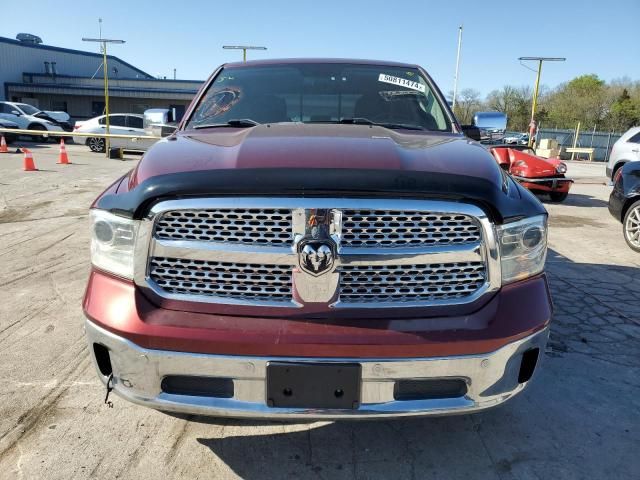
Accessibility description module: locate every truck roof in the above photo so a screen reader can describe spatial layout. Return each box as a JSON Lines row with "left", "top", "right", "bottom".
{"left": 223, "top": 58, "right": 420, "bottom": 69}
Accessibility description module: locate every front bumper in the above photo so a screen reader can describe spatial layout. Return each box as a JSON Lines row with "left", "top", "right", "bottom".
{"left": 608, "top": 185, "right": 625, "bottom": 222}
{"left": 86, "top": 320, "right": 549, "bottom": 419}
{"left": 512, "top": 175, "right": 573, "bottom": 193}
{"left": 44, "top": 124, "right": 64, "bottom": 132}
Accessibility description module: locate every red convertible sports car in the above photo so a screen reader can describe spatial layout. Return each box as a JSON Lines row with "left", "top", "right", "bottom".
{"left": 490, "top": 147, "right": 573, "bottom": 202}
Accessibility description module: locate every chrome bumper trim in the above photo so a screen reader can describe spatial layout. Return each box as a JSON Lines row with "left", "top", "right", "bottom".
{"left": 86, "top": 320, "right": 548, "bottom": 419}
{"left": 512, "top": 176, "right": 574, "bottom": 184}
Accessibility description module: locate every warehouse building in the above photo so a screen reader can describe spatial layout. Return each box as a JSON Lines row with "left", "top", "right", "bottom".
{"left": 0, "top": 35, "right": 202, "bottom": 121}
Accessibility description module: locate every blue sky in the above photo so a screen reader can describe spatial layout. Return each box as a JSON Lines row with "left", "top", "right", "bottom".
{"left": 4, "top": 0, "right": 639, "bottom": 96}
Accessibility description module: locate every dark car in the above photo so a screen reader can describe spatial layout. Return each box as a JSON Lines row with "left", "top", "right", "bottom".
{"left": 83, "top": 59, "right": 552, "bottom": 419}
{"left": 609, "top": 161, "right": 640, "bottom": 252}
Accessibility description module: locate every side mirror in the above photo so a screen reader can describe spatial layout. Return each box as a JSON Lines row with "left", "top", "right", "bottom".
{"left": 472, "top": 111, "right": 508, "bottom": 144}
{"left": 10, "top": 110, "right": 21, "bottom": 116}
{"left": 461, "top": 125, "right": 481, "bottom": 141}
{"left": 143, "top": 108, "right": 178, "bottom": 137}
{"left": 153, "top": 124, "right": 178, "bottom": 137}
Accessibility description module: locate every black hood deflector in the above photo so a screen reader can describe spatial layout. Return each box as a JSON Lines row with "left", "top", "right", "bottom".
{"left": 97, "top": 168, "right": 546, "bottom": 224}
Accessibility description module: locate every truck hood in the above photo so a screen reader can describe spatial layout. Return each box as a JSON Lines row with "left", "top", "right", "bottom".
{"left": 130, "top": 124, "right": 502, "bottom": 186}
{"left": 97, "top": 124, "right": 546, "bottom": 223}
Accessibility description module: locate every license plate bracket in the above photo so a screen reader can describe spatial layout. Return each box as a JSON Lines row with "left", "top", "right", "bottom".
{"left": 267, "top": 362, "right": 361, "bottom": 409}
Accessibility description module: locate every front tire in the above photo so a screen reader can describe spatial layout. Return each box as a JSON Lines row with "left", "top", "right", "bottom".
{"left": 550, "top": 191, "right": 569, "bottom": 202}
{"left": 88, "top": 137, "right": 106, "bottom": 153}
{"left": 623, "top": 200, "right": 640, "bottom": 253}
{"left": 29, "top": 123, "right": 48, "bottom": 142}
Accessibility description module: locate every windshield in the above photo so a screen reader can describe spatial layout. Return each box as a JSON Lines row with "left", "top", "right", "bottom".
{"left": 15, "top": 103, "right": 41, "bottom": 115}
{"left": 186, "top": 63, "right": 452, "bottom": 132}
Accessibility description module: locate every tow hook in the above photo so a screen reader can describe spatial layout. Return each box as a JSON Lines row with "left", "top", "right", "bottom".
{"left": 104, "top": 373, "right": 114, "bottom": 408}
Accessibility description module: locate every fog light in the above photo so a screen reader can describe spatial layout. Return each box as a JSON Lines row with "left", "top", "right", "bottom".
{"left": 93, "top": 343, "right": 113, "bottom": 377}
{"left": 518, "top": 348, "right": 540, "bottom": 383}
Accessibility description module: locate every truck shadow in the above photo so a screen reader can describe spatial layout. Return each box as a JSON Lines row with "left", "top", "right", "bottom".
{"left": 194, "top": 413, "right": 512, "bottom": 478}
{"left": 189, "top": 249, "right": 639, "bottom": 479}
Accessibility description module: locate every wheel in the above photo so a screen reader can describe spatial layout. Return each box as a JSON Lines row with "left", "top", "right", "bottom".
{"left": 88, "top": 137, "right": 106, "bottom": 153}
{"left": 28, "top": 123, "right": 48, "bottom": 142}
{"left": 623, "top": 200, "right": 640, "bottom": 253}
{"left": 549, "top": 191, "right": 569, "bottom": 202}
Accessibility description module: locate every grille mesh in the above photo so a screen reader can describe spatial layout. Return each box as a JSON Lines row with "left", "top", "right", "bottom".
{"left": 342, "top": 210, "right": 481, "bottom": 248}
{"left": 154, "top": 209, "right": 293, "bottom": 246}
{"left": 338, "top": 262, "right": 485, "bottom": 303}
{"left": 148, "top": 204, "right": 488, "bottom": 307}
{"left": 149, "top": 257, "right": 292, "bottom": 302}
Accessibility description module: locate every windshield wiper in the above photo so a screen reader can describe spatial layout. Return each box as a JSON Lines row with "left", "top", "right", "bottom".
{"left": 338, "top": 118, "right": 426, "bottom": 131}
{"left": 192, "top": 119, "right": 260, "bottom": 129}
{"left": 338, "top": 117, "right": 376, "bottom": 125}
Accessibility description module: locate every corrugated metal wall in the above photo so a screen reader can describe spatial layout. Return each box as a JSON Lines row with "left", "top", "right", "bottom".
{"left": 26, "top": 73, "right": 200, "bottom": 91}
{"left": 0, "top": 37, "right": 202, "bottom": 120}
{"left": 0, "top": 38, "right": 149, "bottom": 100}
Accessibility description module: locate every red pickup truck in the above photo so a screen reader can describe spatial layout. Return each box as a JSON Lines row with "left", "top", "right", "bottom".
{"left": 83, "top": 59, "right": 552, "bottom": 419}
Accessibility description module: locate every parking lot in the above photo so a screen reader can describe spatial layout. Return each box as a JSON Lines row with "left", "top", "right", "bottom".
{"left": 0, "top": 142, "right": 638, "bottom": 479}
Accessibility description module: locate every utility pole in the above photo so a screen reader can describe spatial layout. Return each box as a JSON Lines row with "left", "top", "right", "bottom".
{"left": 518, "top": 56, "right": 566, "bottom": 147}
{"left": 83, "top": 36, "right": 126, "bottom": 157}
{"left": 452, "top": 25, "right": 463, "bottom": 111}
{"left": 223, "top": 45, "right": 267, "bottom": 62}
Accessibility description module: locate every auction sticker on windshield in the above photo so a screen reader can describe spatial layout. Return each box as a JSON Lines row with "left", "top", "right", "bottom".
{"left": 378, "top": 74, "right": 425, "bottom": 93}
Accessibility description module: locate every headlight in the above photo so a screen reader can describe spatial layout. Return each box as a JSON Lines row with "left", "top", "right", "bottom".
{"left": 496, "top": 215, "right": 547, "bottom": 284}
{"left": 90, "top": 209, "right": 139, "bottom": 279}
{"left": 556, "top": 163, "right": 567, "bottom": 174}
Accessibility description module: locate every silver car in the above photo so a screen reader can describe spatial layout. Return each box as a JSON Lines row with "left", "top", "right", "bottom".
{"left": 606, "top": 126, "right": 640, "bottom": 180}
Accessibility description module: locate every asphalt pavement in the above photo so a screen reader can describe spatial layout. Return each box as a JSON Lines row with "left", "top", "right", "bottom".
{"left": 0, "top": 143, "right": 638, "bottom": 479}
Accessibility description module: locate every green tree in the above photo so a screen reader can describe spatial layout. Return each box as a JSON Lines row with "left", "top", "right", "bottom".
{"left": 486, "top": 85, "right": 532, "bottom": 131}
{"left": 609, "top": 89, "right": 640, "bottom": 131}
{"left": 545, "top": 74, "right": 608, "bottom": 129}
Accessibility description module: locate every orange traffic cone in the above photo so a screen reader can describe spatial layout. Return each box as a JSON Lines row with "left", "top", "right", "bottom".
{"left": 0, "top": 135, "right": 8, "bottom": 153}
{"left": 57, "top": 138, "right": 71, "bottom": 164}
{"left": 22, "top": 148, "right": 37, "bottom": 171}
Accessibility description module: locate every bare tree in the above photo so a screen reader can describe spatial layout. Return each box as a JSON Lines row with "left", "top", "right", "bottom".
{"left": 453, "top": 88, "right": 482, "bottom": 124}
{"left": 486, "top": 86, "right": 532, "bottom": 131}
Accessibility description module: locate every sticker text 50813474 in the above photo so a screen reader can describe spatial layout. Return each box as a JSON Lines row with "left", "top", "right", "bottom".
{"left": 378, "top": 74, "right": 426, "bottom": 93}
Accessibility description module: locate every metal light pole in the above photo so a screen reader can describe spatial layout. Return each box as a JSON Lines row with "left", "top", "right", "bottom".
{"left": 452, "top": 25, "right": 463, "bottom": 111}
{"left": 83, "top": 37, "right": 126, "bottom": 157}
{"left": 518, "top": 56, "right": 566, "bottom": 147}
{"left": 223, "top": 45, "right": 267, "bottom": 62}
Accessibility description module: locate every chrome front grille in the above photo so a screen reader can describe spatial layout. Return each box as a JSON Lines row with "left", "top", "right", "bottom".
{"left": 338, "top": 262, "right": 486, "bottom": 304}
{"left": 137, "top": 198, "right": 497, "bottom": 309}
{"left": 154, "top": 208, "right": 293, "bottom": 246}
{"left": 341, "top": 210, "right": 481, "bottom": 247}
{"left": 149, "top": 257, "right": 292, "bottom": 302}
